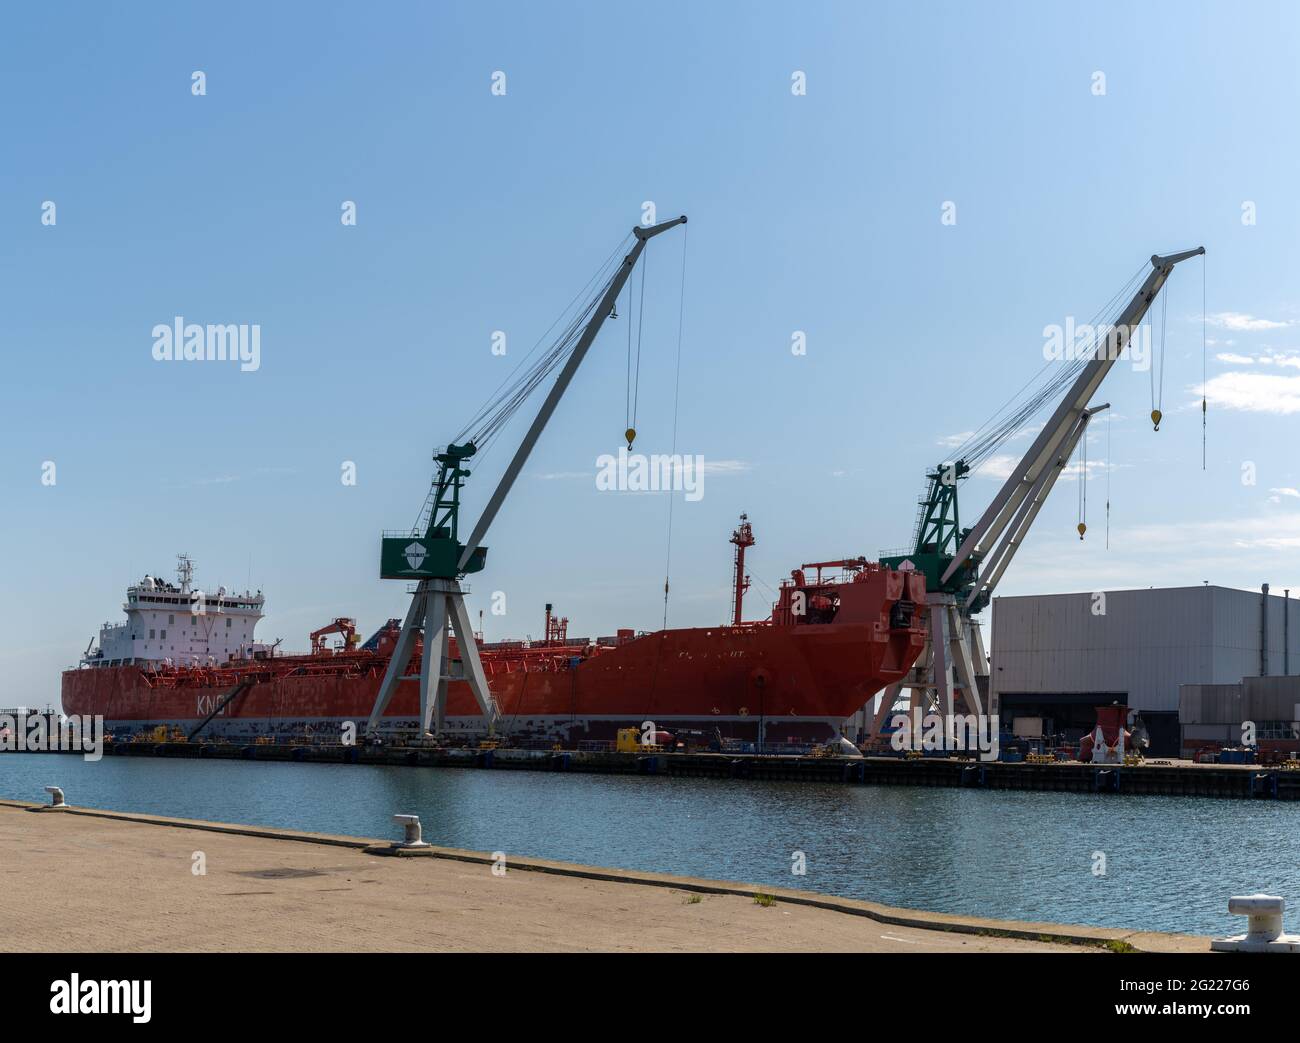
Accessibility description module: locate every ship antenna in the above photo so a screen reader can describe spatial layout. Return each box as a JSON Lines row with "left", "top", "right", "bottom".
{"left": 176, "top": 553, "right": 194, "bottom": 595}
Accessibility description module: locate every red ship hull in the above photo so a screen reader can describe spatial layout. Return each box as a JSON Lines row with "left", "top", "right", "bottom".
{"left": 62, "top": 569, "right": 927, "bottom": 745}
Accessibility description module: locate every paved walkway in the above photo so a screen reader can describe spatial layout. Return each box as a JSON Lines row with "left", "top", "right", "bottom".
{"left": 0, "top": 802, "right": 1202, "bottom": 953}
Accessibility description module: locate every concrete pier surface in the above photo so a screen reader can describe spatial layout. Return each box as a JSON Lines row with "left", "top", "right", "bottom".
{"left": 0, "top": 800, "right": 1207, "bottom": 953}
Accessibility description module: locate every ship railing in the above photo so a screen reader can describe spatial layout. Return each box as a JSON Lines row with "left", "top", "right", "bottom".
{"left": 405, "top": 583, "right": 471, "bottom": 595}
{"left": 576, "top": 739, "right": 616, "bottom": 753}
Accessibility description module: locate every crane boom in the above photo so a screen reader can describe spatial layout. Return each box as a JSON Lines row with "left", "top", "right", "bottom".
{"left": 941, "top": 247, "right": 1204, "bottom": 587}
{"left": 457, "top": 215, "right": 687, "bottom": 571}
{"left": 969, "top": 403, "right": 1107, "bottom": 609}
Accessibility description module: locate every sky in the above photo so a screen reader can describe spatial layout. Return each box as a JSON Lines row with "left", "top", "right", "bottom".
{"left": 2, "top": 1, "right": 1299, "bottom": 708}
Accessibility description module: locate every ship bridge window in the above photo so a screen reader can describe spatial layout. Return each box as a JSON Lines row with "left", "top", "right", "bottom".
{"left": 168, "top": 614, "right": 175, "bottom": 625}
{"left": 149, "top": 629, "right": 155, "bottom": 639}
{"left": 226, "top": 618, "right": 232, "bottom": 628}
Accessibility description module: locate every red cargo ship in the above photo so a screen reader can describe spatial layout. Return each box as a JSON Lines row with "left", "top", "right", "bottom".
{"left": 62, "top": 532, "right": 927, "bottom": 746}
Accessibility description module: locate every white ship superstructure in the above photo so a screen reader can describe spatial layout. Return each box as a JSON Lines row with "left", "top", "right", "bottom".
{"left": 83, "top": 554, "right": 265, "bottom": 668}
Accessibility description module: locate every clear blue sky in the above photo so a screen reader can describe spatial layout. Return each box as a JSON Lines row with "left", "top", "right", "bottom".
{"left": 3, "top": 1, "right": 1299, "bottom": 707}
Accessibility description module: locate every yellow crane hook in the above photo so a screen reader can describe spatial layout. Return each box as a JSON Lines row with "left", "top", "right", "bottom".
{"left": 1077, "top": 521, "right": 1087, "bottom": 540}
{"left": 1150, "top": 408, "right": 1162, "bottom": 431}
{"left": 624, "top": 427, "right": 636, "bottom": 449}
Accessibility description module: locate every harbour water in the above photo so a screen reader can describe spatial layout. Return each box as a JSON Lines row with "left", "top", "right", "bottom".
{"left": 1, "top": 753, "right": 1292, "bottom": 936}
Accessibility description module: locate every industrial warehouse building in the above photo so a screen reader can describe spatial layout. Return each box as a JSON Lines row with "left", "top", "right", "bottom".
{"left": 990, "top": 585, "right": 1300, "bottom": 757}
{"left": 1180, "top": 675, "right": 1300, "bottom": 757}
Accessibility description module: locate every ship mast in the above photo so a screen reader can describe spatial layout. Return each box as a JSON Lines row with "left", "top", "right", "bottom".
{"left": 729, "top": 513, "right": 755, "bottom": 626}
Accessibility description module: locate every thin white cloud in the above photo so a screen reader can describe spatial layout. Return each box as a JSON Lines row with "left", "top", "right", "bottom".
{"left": 1270, "top": 487, "right": 1300, "bottom": 498}
{"left": 700, "top": 459, "right": 752, "bottom": 476}
{"left": 533, "top": 471, "right": 591, "bottom": 480}
{"left": 937, "top": 430, "right": 973, "bottom": 448}
{"left": 1207, "top": 311, "right": 1291, "bottom": 332}
{"left": 1197, "top": 372, "right": 1300, "bottom": 414}
{"left": 974, "top": 454, "right": 1018, "bottom": 480}
{"left": 1216, "top": 352, "right": 1255, "bottom": 364}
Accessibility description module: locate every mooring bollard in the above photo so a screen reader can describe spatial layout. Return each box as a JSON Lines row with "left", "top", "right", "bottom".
{"left": 392, "top": 813, "right": 428, "bottom": 848}
{"left": 1211, "top": 894, "right": 1300, "bottom": 952}
{"left": 43, "top": 786, "right": 66, "bottom": 809}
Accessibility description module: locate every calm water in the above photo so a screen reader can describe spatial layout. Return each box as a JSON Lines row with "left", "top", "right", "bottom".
{"left": 2, "top": 753, "right": 1295, "bottom": 936}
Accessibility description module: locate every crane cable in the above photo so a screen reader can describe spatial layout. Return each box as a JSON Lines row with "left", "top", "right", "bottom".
{"left": 453, "top": 234, "right": 632, "bottom": 457}
{"left": 1105, "top": 406, "right": 1112, "bottom": 549}
{"left": 1150, "top": 278, "right": 1168, "bottom": 429}
{"left": 624, "top": 246, "right": 649, "bottom": 447}
{"left": 949, "top": 261, "right": 1149, "bottom": 470}
{"left": 1077, "top": 416, "right": 1088, "bottom": 538}
{"left": 1202, "top": 254, "right": 1208, "bottom": 469}
{"left": 662, "top": 224, "right": 688, "bottom": 628}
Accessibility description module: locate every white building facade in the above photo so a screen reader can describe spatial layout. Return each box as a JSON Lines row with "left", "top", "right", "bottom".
{"left": 990, "top": 584, "right": 1300, "bottom": 755}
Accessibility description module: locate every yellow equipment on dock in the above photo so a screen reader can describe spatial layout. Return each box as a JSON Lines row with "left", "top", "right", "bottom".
{"left": 616, "top": 728, "right": 662, "bottom": 753}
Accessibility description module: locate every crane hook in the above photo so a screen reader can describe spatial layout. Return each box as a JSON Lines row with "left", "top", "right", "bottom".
{"left": 1150, "top": 408, "right": 1162, "bottom": 431}
{"left": 625, "top": 427, "right": 636, "bottom": 449}
{"left": 1077, "top": 521, "right": 1087, "bottom": 540}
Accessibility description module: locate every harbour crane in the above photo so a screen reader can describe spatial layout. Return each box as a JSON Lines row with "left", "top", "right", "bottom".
{"left": 364, "top": 215, "right": 688, "bottom": 741}
{"left": 876, "top": 247, "right": 1205, "bottom": 734}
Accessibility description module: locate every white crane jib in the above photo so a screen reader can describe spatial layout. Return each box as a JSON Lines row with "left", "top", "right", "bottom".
{"left": 941, "top": 247, "right": 1205, "bottom": 601}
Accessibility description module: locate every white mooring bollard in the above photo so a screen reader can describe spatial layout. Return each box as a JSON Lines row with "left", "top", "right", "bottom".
{"left": 392, "top": 814, "right": 429, "bottom": 849}
{"left": 1211, "top": 894, "right": 1300, "bottom": 953}
{"left": 43, "top": 786, "right": 66, "bottom": 809}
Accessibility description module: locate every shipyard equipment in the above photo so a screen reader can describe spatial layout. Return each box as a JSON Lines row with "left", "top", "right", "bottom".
{"left": 364, "top": 216, "right": 688, "bottom": 741}
{"left": 877, "top": 248, "right": 1206, "bottom": 734}
{"left": 310, "top": 617, "right": 358, "bottom": 655}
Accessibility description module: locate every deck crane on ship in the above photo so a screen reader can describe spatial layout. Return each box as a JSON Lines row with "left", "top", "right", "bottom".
{"left": 875, "top": 246, "right": 1206, "bottom": 736}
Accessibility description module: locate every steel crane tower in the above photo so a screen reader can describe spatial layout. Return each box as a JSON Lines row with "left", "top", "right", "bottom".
{"left": 875, "top": 247, "right": 1205, "bottom": 736}
{"left": 364, "top": 215, "right": 688, "bottom": 741}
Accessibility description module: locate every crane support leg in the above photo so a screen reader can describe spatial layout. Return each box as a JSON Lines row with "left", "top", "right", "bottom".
{"left": 365, "top": 583, "right": 427, "bottom": 736}
{"left": 929, "top": 594, "right": 956, "bottom": 717}
{"left": 869, "top": 682, "right": 903, "bottom": 740}
{"left": 419, "top": 588, "right": 449, "bottom": 735}
{"left": 947, "top": 602, "right": 983, "bottom": 717}
{"left": 447, "top": 591, "right": 497, "bottom": 728}
{"left": 363, "top": 578, "right": 501, "bottom": 740}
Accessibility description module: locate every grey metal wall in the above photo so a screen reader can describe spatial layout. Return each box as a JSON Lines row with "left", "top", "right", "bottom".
{"left": 991, "top": 586, "right": 1300, "bottom": 714}
{"left": 1181, "top": 676, "right": 1300, "bottom": 725}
